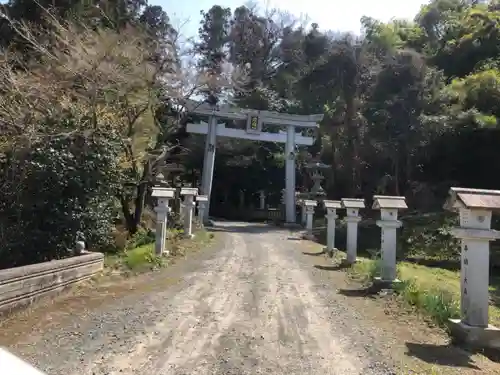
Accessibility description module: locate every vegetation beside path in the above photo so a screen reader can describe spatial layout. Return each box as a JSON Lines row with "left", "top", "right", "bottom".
{"left": 104, "top": 228, "right": 216, "bottom": 274}
{"left": 311, "top": 212, "right": 500, "bottom": 329}
{"left": 300, "top": 239, "right": 500, "bottom": 375}
{"left": 346, "top": 255, "right": 500, "bottom": 329}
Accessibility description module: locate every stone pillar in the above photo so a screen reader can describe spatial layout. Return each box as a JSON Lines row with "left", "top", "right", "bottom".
{"left": 239, "top": 190, "right": 245, "bottom": 209}
{"left": 259, "top": 190, "right": 266, "bottom": 210}
{"left": 152, "top": 187, "right": 176, "bottom": 255}
{"left": 444, "top": 188, "right": 500, "bottom": 348}
{"left": 323, "top": 200, "right": 342, "bottom": 252}
{"left": 201, "top": 115, "right": 217, "bottom": 221}
{"left": 341, "top": 198, "right": 365, "bottom": 264}
{"left": 372, "top": 195, "right": 407, "bottom": 285}
{"left": 180, "top": 187, "right": 198, "bottom": 239}
{"left": 304, "top": 200, "right": 317, "bottom": 239}
{"left": 196, "top": 195, "right": 208, "bottom": 226}
{"left": 285, "top": 126, "right": 296, "bottom": 223}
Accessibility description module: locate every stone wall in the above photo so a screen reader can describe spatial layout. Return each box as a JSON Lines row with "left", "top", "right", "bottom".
{"left": 0, "top": 252, "right": 104, "bottom": 315}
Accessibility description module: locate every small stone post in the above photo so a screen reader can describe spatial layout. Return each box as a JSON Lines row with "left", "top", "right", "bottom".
{"left": 323, "top": 200, "right": 342, "bottom": 254}
{"left": 444, "top": 187, "right": 500, "bottom": 349}
{"left": 239, "top": 190, "right": 245, "bottom": 209}
{"left": 180, "top": 187, "right": 198, "bottom": 239}
{"left": 341, "top": 198, "right": 365, "bottom": 264}
{"left": 259, "top": 190, "right": 266, "bottom": 210}
{"left": 372, "top": 195, "right": 407, "bottom": 286}
{"left": 196, "top": 195, "right": 209, "bottom": 227}
{"left": 300, "top": 200, "right": 307, "bottom": 226}
{"left": 304, "top": 200, "right": 317, "bottom": 240}
{"left": 75, "top": 240, "right": 86, "bottom": 255}
{"left": 152, "top": 187, "right": 176, "bottom": 255}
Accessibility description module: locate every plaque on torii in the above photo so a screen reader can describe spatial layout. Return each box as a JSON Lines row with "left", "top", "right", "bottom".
{"left": 246, "top": 112, "right": 262, "bottom": 134}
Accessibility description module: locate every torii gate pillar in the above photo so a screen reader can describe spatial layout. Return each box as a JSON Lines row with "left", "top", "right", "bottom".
{"left": 200, "top": 115, "right": 217, "bottom": 221}
{"left": 285, "top": 125, "right": 296, "bottom": 223}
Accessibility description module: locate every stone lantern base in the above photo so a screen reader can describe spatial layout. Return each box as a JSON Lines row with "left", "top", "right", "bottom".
{"left": 449, "top": 319, "right": 500, "bottom": 350}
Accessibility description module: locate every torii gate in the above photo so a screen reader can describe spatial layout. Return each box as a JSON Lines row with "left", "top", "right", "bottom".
{"left": 185, "top": 102, "right": 323, "bottom": 223}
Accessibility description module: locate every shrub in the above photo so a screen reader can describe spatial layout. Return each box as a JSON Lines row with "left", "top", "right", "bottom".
{"left": 0, "top": 129, "right": 123, "bottom": 268}
{"left": 400, "top": 213, "right": 460, "bottom": 260}
{"left": 126, "top": 227, "right": 155, "bottom": 250}
{"left": 123, "top": 244, "right": 165, "bottom": 270}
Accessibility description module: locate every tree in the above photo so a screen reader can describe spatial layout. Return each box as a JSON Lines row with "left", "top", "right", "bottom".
{"left": 0, "top": 7, "right": 188, "bottom": 237}
{"left": 195, "top": 5, "right": 232, "bottom": 102}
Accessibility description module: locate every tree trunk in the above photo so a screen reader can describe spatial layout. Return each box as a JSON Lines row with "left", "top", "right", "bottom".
{"left": 119, "top": 194, "right": 135, "bottom": 235}
{"left": 130, "top": 166, "right": 151, "bottom": 234}
{"left": 344, "top": 92, "right": 358, "bottom": 197}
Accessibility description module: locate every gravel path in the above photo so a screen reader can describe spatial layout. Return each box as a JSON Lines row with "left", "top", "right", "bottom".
{"left": 2, "top": 222, "right": 395, "bottom": 375}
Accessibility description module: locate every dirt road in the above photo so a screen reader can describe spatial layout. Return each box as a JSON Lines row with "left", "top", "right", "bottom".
{"left": 3, "top": 222, "right": 394, "bottom": 374}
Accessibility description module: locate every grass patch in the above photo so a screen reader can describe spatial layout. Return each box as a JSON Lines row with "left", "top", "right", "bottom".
{"left": 347, "top": 257, "right": 500, "bottom": 328}
{"left": 104, "top": 243, "right": 163, "bottom": 272}
{"left": 123, "top": 243, "right": 164, "bottom": 270}
{"left": 105, "top": 229, "right": 215, "bottom": 273}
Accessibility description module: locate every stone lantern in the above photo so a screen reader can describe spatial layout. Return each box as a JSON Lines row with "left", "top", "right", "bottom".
{"left": 196, "top": 195, "right": 209, "bottom": 227}
{"left": 152, "top": 186, "right": 176, "bottom": 255}
{"left": 303, "top": 199, "right": 317, "bottom": 240}
{"left": 444, "top": 187, "right": 500, "bottom": 349}
{"left": 341, "top": 198, "right": 365, "bottom": 264}
{"left": 323, "top": 200, "right": 342, "bottom": 255}
{"left": 372, "top": 195, "right": 407, "bottom": 286}
{"left": 180, "top": 187, "right": 198, "bottom": 238}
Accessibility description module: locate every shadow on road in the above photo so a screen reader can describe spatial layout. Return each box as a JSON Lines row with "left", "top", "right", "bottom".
{"left": 314, "top": 263, "right": 351, "bottom": 271}
{"left": 479, "top": 348, "right": 500, "bottom": 363}
{"left": 337, "top": 284, "right": 384, "bottom": 297}
{"left": 208, "top": 222, "right": 299, "bottom": 235}
{"left": 405, "top": 342, "right": 482, "bottom": 369}
{"left": 303, "top": 250, "right": 326, "bottom": 256}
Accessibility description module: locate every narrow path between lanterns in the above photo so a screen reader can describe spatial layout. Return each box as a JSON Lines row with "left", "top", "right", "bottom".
{"left": 2, "top": 222, "right": 498, "bottom": 375}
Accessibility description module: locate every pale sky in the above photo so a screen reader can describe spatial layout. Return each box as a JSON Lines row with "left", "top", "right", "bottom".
{"left": 156, "top": 0, "right": 431, "bottom": 39}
